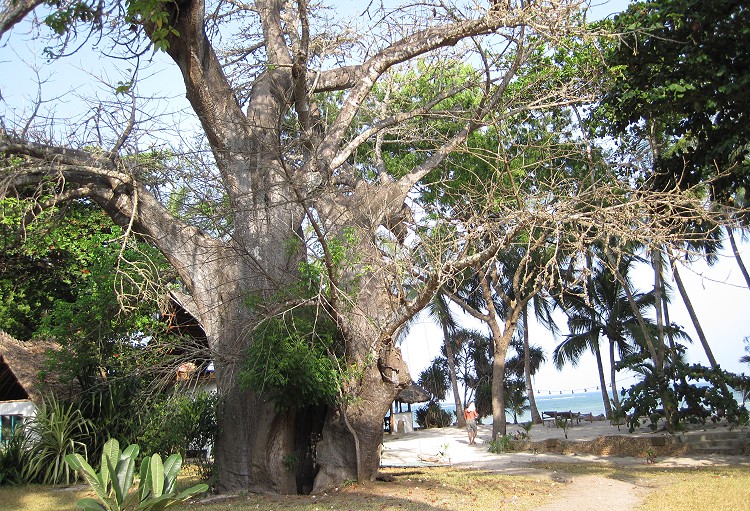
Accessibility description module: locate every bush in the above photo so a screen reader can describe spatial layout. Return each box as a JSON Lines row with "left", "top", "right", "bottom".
{"left": 65, "top": 438, "right": 208, "bottom": 511}
{"left": 22, "top": 396, "right": 92, "bottom": 485}
{"left": 239, "top": 310, "right": 344, "bottom": 411}
{"left": 138, "top": 391, "right": 217, "bottom": 480}
{"left": 0, "top": 429, "right": 25, "bottom": 486}
{"left": 620, "top": 349, "right": 749, "bottom": 433}
{"left": 77, "top": 378, "right": 145, "bottom": 463}
{"left": 415, "top": 401, "right": 453, "bottom": 429}
{"left": 488, "top": 435, "right": 513, "bottom": 454}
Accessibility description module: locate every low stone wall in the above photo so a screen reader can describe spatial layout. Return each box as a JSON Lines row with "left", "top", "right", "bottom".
{"left": 510, "top": 435, "right": 691, "bottom": 458}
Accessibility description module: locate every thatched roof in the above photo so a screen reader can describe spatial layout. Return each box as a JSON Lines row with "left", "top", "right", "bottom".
{"left": 0, "top": 331, "right": 71, "bottom": 403}
{"left": 396, "top": 383, "right": 431, "bottom": 404}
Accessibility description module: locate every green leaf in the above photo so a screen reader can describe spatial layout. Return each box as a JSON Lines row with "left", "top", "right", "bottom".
{"left": 65, "top": 454, "right": 109, "bottom": 503}
{"left": 150, "top": 454, "right": 164, "bottom": 497}
{"left": 99, "top": 438, "right": 120, "bottom": 493}
{"left": 134, "top": 493, "right": 173, "bottom": 511}
{"left": 139, "top": 456, "right": 152, "bottom": 502}
{"left": 107, "top": 456, "right": 123, "bottom": 506}
{"left": 74, "top": 498, "right": 108, "bottom": 511}
{"left": 161, "top": 454, "right": 181, "bottom": 494}
{"left": 117, "top": 444, "right": 139, "bottom": 497}
{"left": 171, "top": 483, "right": 209, "bottom": 503}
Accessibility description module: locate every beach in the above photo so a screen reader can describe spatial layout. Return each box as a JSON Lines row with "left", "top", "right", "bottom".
{"left": 381, "top": 418, "right": 750, "bottom": 470}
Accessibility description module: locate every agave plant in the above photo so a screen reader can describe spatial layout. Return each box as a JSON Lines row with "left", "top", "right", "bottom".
{"left": 65, "top": 438, "right": 208, "bottom": 511}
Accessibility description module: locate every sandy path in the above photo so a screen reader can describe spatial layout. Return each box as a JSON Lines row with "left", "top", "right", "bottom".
{"left": 529, "top": 474, "right": 649, "bottom": 511}
{"left": 382, "top": 422, "right": 749, "bottom": 510}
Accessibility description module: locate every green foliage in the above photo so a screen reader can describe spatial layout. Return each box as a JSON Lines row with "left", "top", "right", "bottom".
{"left": 65, "top": 438, "right": 208, "bottom": 511}
{"left": 620, "top": 346, "right": 749, "bottom": 432}
{"left": 22, "top": 396, "right": 92, "bottom": 485}
{"left": 138, "top": 392, "right": 217, "bottom": 479}
{"left": 599, "top": 0, "right": 750, "bottom": 200}
{"left": 519, "top": 422, "right": 533, "bottom": 439}
{"left": 43, "top": 0, "right": 104, "bottom": 35}
{"left": 281, "top": 454, "right": 298, "bottom": 472}
{"left": 0, "top": 429, "right": 25, "bottom": 486}
{"left": 554, "top": 416, "right": 570, "bottom": 439}
{"left": 127, "top": 0, "right": 180, "bottom": 51}
{"left": 240, "top": 308, "right": 344, "bottom": 411}
{"left": 0, "top": 199, "right": 171, "bottom": 393}
{"left": 77, "top": 378, "right": 147, "bottom": 464}
{"left": 40, "top": 0, "right": 180, "bottom": 53}
{"left": 488, "top": 435, "right": 512, "bottom": 454}
{"left": 418, "top": 357, "right": 450, "bottom": 402}
{"left": 504, "top": 378, "right": 530, "bottom": 424}
{"left": 414, "top": 401, "right": 453, "bottom": 429}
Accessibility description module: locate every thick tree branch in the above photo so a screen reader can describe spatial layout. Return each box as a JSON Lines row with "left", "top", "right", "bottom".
{"left": 0, "top": 0, "right": 44, "bottom": 38}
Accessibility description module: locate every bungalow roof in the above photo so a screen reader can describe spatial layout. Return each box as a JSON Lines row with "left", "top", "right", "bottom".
{"left": 0, "top": 331, "right": 72, "bottom": 403}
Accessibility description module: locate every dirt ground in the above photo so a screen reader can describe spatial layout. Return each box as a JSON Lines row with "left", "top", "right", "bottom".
{"left": 381, "top": 420, "right": 750, "bottom": 510}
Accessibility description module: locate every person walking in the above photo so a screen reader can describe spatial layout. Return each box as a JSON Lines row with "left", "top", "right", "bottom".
{"left": 464, "top": 402, "right": 479, "bottom": 445}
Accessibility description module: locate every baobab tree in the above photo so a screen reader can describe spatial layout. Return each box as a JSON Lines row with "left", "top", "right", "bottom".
{"left": 0, "top": 0, "right": 594, "bottom": 493}
{"left": 1, "top": 0, "right": 741, "bottom": 495}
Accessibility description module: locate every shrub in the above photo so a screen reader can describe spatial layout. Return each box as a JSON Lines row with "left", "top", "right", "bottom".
{"left": 65, "top": 438, "right": 208, "bottom": 511}
{"left": 0, "top": 429, "right": 25, "bottom": 486}
{"left": 138, "top": 391, "right": 217, "bottom": 480}
{"left": 415, "top": 401, "right": 453, "bottom": 429}
{"left": 239, "top": 309, "right": 344, "bottom": 411}
{"left": 22, "top": 396, "right": 92, "bottom": 485}
{"left": 488, "top": 435, "right": 512, "bottom": 454}
{"left": 77, "top": 378, "right": 145, "bottom": 461}
{"left": 620, "top": 348, "right": 749, "bottom": 432}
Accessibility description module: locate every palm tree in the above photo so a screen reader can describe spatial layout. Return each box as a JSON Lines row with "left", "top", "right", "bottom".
{"left": 418, "top": 357, "right": 450, "bottom": 402}
{"left": 506, "top": 321, "right": 547, "bottom": 423}
{"left": 504, "top": 378, "right": 530, "bottom": 424}
{"left": 555, "top": 251, "right": 655, "bottom": 417}
{"left": 426, "top": 291, "right": 466, "bottom": 426}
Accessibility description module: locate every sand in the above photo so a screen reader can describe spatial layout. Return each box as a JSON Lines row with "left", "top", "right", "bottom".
{"left": 381, "top": 420, "right": 750, "bottom": 511}
{"left": 381, "top": 418, "right": 750, "bottom": 468}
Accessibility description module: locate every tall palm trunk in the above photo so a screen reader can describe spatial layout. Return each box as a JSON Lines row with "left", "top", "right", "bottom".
{"left": 652, "top": 249, "right": 668, "bottom": 365}
{"left": 727, "top": 227, "right": 750, "bottom": 290}
{"left": 608, "top": 339, "right": 621, "bottom": 412}
{"left": 522, "top": 305, "right": 542, "bottom": 424}
{"left": 606, "top": 249, "right": 661, "bottom": 368}
{"left": 590, "top": 337, "right": 613, "bottom": 418}
{"left": 442, "top": 321, "right": 466, "bottom": 427}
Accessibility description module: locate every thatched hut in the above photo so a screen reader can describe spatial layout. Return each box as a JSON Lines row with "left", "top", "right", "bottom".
{"left": 386, "top": 382, "right": 431, "bottom": 434}
{"left": 0, "top": 331, "right": 69, "bottom": 444}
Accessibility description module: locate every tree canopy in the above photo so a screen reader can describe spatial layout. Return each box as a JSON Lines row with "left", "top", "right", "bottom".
{"left": 599, "top": 0, "right": 750, "bottom": 201}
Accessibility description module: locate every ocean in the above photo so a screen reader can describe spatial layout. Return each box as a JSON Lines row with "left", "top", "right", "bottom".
{"left": 434, "top": 389, "right": 747, "bottom": 425}
{"left": 438, "top": 391, "right": 609, "bottom": 425}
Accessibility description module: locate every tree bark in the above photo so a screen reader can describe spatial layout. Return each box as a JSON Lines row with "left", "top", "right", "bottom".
{"left": 591, "top": 339, "right": 613, "bottom": 418}
{"left": 727, "top": 226, "right": 750, "bottom": 290}
{"left": 607, "top": 339, "right": 621, "bottom": 412}
{"left": 444, "top": 323, "right": 466, "bottom": 427}
{"left": 522, "top": 305, "right": 542, "bottom": 424}
{"left": 669, "top": 253, "right": 717, "bottom": 368}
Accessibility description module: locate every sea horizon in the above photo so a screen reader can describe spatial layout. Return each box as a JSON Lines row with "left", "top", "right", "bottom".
{"left": 430, "top": 389, "right": 747, "bottom": 425}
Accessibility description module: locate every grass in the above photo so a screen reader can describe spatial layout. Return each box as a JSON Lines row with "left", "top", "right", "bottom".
{"left": 194, "top": 468, "right": 555, "bottom": 511}
{"left": 0, "top": 468, "right": 556, "bottom": 511}
{"left": 1, "top": 464, "right": 748, "bottom": 511}
{"left": 0, "top": 484, "right": 93, "bottom": 511}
